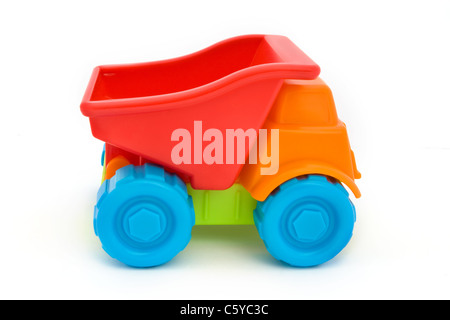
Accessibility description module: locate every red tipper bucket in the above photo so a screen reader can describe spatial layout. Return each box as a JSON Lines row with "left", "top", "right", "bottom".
{"left": 80, "top": 35, "right": 320, "bottom": 190}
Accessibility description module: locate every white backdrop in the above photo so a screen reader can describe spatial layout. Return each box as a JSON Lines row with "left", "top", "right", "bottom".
{"left": 1, "top": 0, "right": 449, "bottom": 299}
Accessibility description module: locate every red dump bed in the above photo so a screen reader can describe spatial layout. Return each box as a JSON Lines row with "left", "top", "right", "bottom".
{"left": 81, "top": 35, "right": 320, "bottom": 190}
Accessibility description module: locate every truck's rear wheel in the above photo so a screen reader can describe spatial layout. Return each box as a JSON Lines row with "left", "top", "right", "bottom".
{"left": 94, "top": 164, "right": 195, "bottom": 267}
{"left": 254, "top": 175, "right": 356, "bottom": 267}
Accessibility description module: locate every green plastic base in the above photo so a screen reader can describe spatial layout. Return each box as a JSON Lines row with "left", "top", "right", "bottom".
{"left": 187, "top": 184, "right": 257, "bottom": 225}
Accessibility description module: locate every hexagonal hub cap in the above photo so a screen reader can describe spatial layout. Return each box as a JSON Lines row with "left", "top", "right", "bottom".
{"left": 127, "top": 209, "right": 162, "bottom": 242}
{"left": 293, "top": 209, "right": 328, "bottom": 242}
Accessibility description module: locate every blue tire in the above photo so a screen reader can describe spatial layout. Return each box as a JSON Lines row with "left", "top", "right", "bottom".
{"left": 100, "top": 144, "right": 105, "bottom": 166}
{"left": 254, "top": 175, "right": 356, "bottom": 267}
{"left": 94, "top": 164, "right": 195, "bottom": 267}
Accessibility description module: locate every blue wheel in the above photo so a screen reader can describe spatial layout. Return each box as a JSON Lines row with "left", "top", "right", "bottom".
{"left": 100, "top": 144, "right": 105, "bottom": 166}
{"left": 254, "top": 175, "right": 356, "bottom": 267}
{"left": 94, "top": 164, "right": 195, "bottom": 267}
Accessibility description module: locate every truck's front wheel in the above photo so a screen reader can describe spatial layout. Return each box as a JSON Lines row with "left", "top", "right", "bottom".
{"left": 254, "top": 175, "right": 356, "bottom": 267}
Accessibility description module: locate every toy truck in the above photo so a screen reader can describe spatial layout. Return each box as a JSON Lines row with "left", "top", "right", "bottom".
{"left": 80, "top": 35, "right": 361, "bottom": 267}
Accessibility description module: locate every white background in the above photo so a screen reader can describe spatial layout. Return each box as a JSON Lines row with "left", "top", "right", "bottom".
{"left": 1, "top": 0, "right": 449, "bottom": 300}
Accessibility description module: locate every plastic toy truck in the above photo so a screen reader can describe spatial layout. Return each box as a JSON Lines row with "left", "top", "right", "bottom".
{"left": 80, "top": 35, "right": 361, "bottom": 267}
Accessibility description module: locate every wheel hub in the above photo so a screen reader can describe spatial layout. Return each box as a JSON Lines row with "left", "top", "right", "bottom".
{"left": 126, "top": 208, "right": 162, "bottom": 242}
{"left": 292, "top": 209, "right": 329, "bottom": 243}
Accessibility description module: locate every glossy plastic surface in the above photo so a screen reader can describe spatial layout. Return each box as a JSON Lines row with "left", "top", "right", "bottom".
{"left": 240, "top": 78, "right": 361, "bottom": 201}
{"left": 187, "top": 184, "right": 256, "bottom": 225}
{"left": 81, "top": 35, "right": 320, "bottom": 191}
{"left": 94, "top": 164, "right": 195, "bottom": 267}
{"left": 82, "top": 35, "right": 361, "bottom": 268}
{"left": 254, "top": 175, "right": 355, "bottom": 267}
